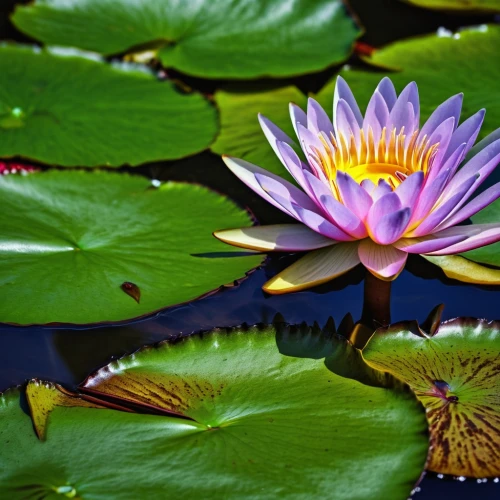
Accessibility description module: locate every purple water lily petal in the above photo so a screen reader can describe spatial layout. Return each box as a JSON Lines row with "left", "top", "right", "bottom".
{"left": 289, "top": 102, "right": 307, "bottom": 141}
{"left": 302, "top": 169, "right": 333, "bottom": 205}
{"left": 214, "top": 224, "right": 336, "bottom": 252}
{"left": 387, "top": 82, "right": 419, "bottom": 134}
{"left": 393, "top": 231, "right": 468, "bottom": 254}
{"left": 336, "top": 171, "right": 373, "bottom": 220}
{"left": 442, "top": 138, "right": 500, "bottom": 198}
{"left": 302, "top": 171, "right": 367, "bottom": 238}
{"left": 437, "top": 182, "right": 500, "bottom": 230}
{"left": 276, "top": 141, "right": 316, "bottom": 198}
{"left": 372, "top": 179, "right": 393, "bottom": 201}
{"left": 335, "top": 99, "right": 361, "bottom": 146}
{"left": 296, "top": 122, "right": 325, "bottom": 158}
{"left": 307, "top": 97, "right": 334, "bottom": 136}
{"left": 334, "top": 76, "right": 363, "bottom": 127}
{"left": 258, "top": 113, "right": 295, "bottom": 164}
{"left": 363, "top": 90, "right": 389, "bottom": 141}
{"left": 376, "top": 77, "right": 397, "bottom": 111}
{"left": 319, "top": 194, "right": 368, "bottom": 239}
{"left": 410, "top": 167, "right": 452, "bottom": 226}
{"left": 425, "top": 116, "right": 455, "bottom": 169}
{"left": 254, "top": 172, "right": 319, "bottom": 214}
{"left": 412, "top": 174, "right": 478, "bottom": 236}
{"left": 358, "top": 239, "right": 408, "bottom": 280}
{"left": 427, "top": 142, "right": 467, "bottom": 185}
{"left": 367, "top": 192, "right": 404, "bottom": 236}
{"left": 426, "top": 223, "right": 500, "bottom": 255}
{"left": 266, "top": 189, "right": 354, "bottom": 241}
{"left": 371, "top": 208, "right": 411, "bottom": 245}
{"left": 223, "top": 156, "right": 296, "bottom": 216}
{"left": 444, "top": 109, "right": 485, "bottom": 163}
{"left": 394, "top": 171, "right": 424, "bottom": 210}
{"left": 361, "top": 179, "right": 376, "bottom": 194}
{"left": 419, "top": 93, "right": 462, "bottom": 141}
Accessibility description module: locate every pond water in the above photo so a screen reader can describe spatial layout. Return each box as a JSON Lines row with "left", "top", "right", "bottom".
{"left": 1, "top": 0, "right": 499, "bottom": 498}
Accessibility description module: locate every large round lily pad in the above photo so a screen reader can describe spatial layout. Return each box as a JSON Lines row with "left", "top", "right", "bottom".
{"left": 399, "top": 0, "right": 500, "bottom": 14}
{"left": 362, "top": 318, "right": 500, "bottom": 477}
{"left": 11, "top": 0, "right": 361, "bottom": 79}
{"left": 0, "top": 170, "right": 262, "bottom": 325}
{"left": 0, "top": 44, "right": 217, "bottom": 167}
{"left": 0, "top": 325, "right": 428, "bottom": 499}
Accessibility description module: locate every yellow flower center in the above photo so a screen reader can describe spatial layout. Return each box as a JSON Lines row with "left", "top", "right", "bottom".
{"left": 311, "top": 126, "right": 439, "bottom": 192}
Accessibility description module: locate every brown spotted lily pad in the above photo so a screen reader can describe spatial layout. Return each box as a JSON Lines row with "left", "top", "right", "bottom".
{"left": 0, "top": 325, "right": 428, "bottom": 499}
{"left": 362, "top": 316, "right": 500, "bottom": 477}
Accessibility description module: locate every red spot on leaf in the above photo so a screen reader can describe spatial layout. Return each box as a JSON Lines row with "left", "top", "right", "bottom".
{"left": 121, "top": 282, "right": 141, "bottom": 303}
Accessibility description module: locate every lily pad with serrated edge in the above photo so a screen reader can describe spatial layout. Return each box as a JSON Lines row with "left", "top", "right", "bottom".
{"left": 0, "top": 169, "right": 262, "bottom": 325}
{"left": 0, "top": 324, "right": 429, "bottom": 499}
{"left": 400, "top": 0, "right": 500, "bottom": 14}
{"left": 0, "top": 44, "right": 217, "bottom": 167}
{"left": 11, "top": 0, "right": 361, "bottom": 79}
{"left": 362, "top": 316, "right": 500, "bottom": 477}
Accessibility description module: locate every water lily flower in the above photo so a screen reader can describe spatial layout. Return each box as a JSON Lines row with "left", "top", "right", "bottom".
{"left": 214, "top": 77, "right": 500, "bottom": 294}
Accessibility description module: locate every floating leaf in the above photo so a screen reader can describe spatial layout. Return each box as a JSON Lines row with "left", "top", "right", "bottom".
{"left": 0, "top": 325, "right": 428, "bottom": 499}
{"left": 11, "top": 0, "right": 361, "bottom": 79}
{"left": 363, "top": 318, "right": 500, "bottom": 477}
{"left": 337, "top": 25, "right": 500, "bottom": 142}
{"left": 399, "top": 0, "right": 500, "bottom": 14}
{"left": 422, "top": 255, "right": 500, "bottom": 285}
{"left": 212, "top": 86, "right": 307, "bottom": 180}
{"left": 0, "top": 44, "right": 217, "bottom": 166}
{"left": 0, "top": 170, "right": 262, "bottom": 325}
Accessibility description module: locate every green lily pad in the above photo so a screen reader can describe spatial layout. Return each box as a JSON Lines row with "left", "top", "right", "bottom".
{"left": 399, "top": 0, "right": 500, "bottom": 14}
{"left": 0, "top": 44, "right": 217, "bottom": 166}
{"left": 212, "top": 86, "right": 307, "bottom": 180}
{"left": 0, "top": 325, "right": 428, "bottom": 499}
{"left": 362, "top": 317, "right": 500, "bottom": 477}
{"left": 0, "top": 170, "right": 262, "bottom": 325}
{"left": 11, "top": 0, "right": 361, "bottom": 79}
{"left": 338, "top": 25, "right": 500, "bottom": 142}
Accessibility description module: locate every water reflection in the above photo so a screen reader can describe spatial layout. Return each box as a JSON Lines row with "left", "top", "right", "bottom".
{"left": 2, "top": 252, "right": 500, "bottom": 392}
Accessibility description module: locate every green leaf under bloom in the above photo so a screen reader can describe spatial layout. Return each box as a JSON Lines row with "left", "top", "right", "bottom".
{"left": 0, "top": 170, "right": 262, "bottom": 325}
{"left": 363, "top": 317, "right": 500, "bottom": 477}
{"left": 423, "top": 255, "right": 500, "bottom": 285}
{"left": 212, "top": 86, "right": 307, "bottom": 181}
{"left": 11, "top": 0, "right": 361, "bottom": 79}
{"left": 213, "top": 25, "right": 500, "bottom": 180}
{"left": 0, "top": 325, "right": 429, "bottom": 499}
{"left": 399, "top": 0, "right": 500, "bottom": 14}
{"left": 0, "top": 44, "right": 217, "bottom": 167}
{"left": 337, "top": 25, "right": 500, "bottom": 142}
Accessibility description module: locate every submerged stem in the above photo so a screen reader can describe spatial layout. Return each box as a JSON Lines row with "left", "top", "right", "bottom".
{"left": 361, "top": 271, "right": 392, "bottom": 329}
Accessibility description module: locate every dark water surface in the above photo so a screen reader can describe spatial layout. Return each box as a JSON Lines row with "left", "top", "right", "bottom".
{"left": 1, "top": 0, "right": 499, "bottom": 498}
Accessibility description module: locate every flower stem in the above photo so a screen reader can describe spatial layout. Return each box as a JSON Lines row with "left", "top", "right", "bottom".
{"left": 361, "top": 271, "right": 392, "bottom": 329}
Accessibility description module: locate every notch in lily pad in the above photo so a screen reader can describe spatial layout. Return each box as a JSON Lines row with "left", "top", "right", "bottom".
{"left": 0, "top": 324, "right": 429, "bottom": 499}
{"left": 0, "top": 170, "right": 263, "bottom": 325}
